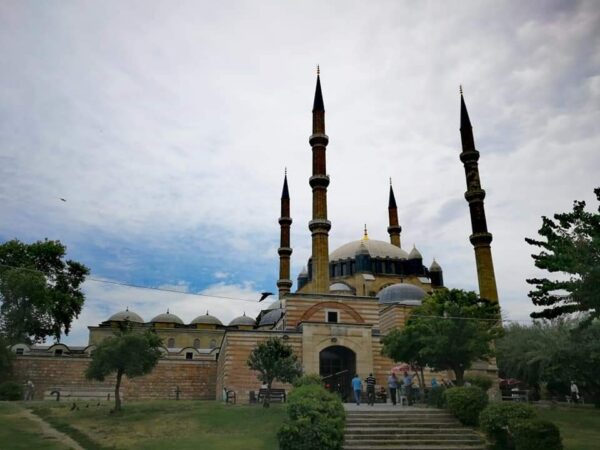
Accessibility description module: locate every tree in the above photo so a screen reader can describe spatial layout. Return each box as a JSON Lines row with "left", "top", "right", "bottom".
{"left": 525, "top": 187, "right": 600, "bottom": 322}
{"left": 247, "top": 337, "right": 302, "bottom": 408}
{"left": 0, "top": 336, "right": 14, "bottom": 382}
{"left": 85, "top": 327, "right": 162, "bottom": 411}
{"left": 382, "top": 289, "right": 502, "bottom": 385}
{"left": 0, "top": 239, "right": 89, "bottom": 344}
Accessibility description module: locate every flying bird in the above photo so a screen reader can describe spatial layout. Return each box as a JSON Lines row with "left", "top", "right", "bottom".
{"left": 259, "top": 292, "right": 274, "bottom": 302}
{"left": 59, "top": 198, "right": 66, "bottom": 202}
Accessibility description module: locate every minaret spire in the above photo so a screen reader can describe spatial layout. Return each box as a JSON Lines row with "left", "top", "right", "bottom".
{"left": 459, "top": 88, "right": 499, "bottom": 302}
{"left": 387, "top": 181, "right": 402, "bottom": 247}
{"left": 308, "top": 69, "right": 331, "bottom": 293}
{"left": 277, "top": 171, "right": 293, "bottom": 298}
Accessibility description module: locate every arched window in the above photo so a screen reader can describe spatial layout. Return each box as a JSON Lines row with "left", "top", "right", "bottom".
{"left": 167, "top": 338, "right": 175, "bottom": 348}
{"left": 193, "top": 338, "right": 200, "bottom": 349}
{"left": 209, "top": 339, "right": 217, "bottom": 349}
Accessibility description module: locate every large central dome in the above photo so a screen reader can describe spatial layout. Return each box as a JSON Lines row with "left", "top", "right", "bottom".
{"left": 330, "top": 239, "right": 409, "bottom": 261}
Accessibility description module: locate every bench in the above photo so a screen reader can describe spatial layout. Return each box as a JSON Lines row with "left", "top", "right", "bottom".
{"left": 258, "top": 388, "right": 286, "bottom": 403}
{"left": 44, "top": 386, "right": 116, "bottom": 402}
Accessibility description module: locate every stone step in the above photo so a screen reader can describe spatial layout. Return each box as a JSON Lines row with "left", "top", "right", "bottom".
{"left": 347, "top": 422, "right": 463, "bottom": 428}
{"left": 346, "top": 428, "right": 479, "bottom": 436}
{"left": 346, "top": 435, "right": 482, "bottom": 443}
{"left": 343, "top": 445, "right": 487, "bottom": 450}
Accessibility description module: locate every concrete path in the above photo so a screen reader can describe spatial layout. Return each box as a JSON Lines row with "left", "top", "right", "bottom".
{"left": 15, "top": 405, "right": 84, "bottom": 450}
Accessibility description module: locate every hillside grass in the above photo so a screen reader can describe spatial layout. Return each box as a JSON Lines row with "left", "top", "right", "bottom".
{"left": 0, "top": 402, "right": 68, "bottom": 450}
{"left": 536, "top": 406, "right": 600, "bottom": 450}
{"left": 27, "top": 400, "right": 285, "bottom": 450}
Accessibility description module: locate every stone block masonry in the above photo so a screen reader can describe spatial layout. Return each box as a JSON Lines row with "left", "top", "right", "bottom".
{"left": 13, "top": 356, "right": 217, "bottom": 401}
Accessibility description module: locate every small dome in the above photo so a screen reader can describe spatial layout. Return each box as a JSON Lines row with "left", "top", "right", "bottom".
{"left": 430, "top": 259, "right": 442, "bottom": 272}
{"left": 408, "top": 245, "right": 422, "bottom": 260}
{"left": 107, "top": 308, "right": 144, "bottom": 323}
{"left": 330, "top": 239, "right": 409, "bottom": 261}
{"left": 377, "top": 283, "right": 427, "bottom": 305}
{"left": 191, "top": 311, "right": 223, "bottom": 326}
{"left": 259, "top": 309, "right": 284, "bottom": 327}
{"left": 229, "top": 313, "right": 256, "bottom": 327}
{"left": 264, "top": 300, "right": 283, "bottom": 311}
{"left": 298, "top": 266, "right": 308, "bottom": 278}
{"left": 151, "top": 310, "right": 184, "bottom": 324}
{"left": 330, "top": 283, "right": 353, "bottom": 292}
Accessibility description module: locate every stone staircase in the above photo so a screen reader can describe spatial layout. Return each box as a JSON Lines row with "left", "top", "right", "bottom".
{"left": 344, "top": 408, "right": 487, "bottom": 450}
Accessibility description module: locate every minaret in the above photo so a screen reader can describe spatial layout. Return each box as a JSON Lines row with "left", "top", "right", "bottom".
{"left": 387, "top": 180, "right": 402, "bottom": 248}
{"left": 277, "top": 170, "right": 293, "bottom": 298}
{"left": 459, "top": 87, "right": 499, "bottom": 302}
{"left": 308, "top": 67, "right": 331, "bottom": 293}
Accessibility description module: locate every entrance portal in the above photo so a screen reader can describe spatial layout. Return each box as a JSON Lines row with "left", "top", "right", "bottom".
{"left": 319, "top": 346, "right": 356, "bottom": 402}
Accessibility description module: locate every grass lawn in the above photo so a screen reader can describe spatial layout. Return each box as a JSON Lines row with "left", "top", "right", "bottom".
{"left": 536, "top": 406, "right": 600, "bottom": 450}
{"left": 27, "top": 400, "right": 285, "bottom": 450}
{"left": 0, "top": 402, "right": 69, "bottom": 450}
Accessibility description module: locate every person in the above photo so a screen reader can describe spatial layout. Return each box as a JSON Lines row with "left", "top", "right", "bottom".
{"left": 388, "top": 372, "right": 398, "bottom": 406}
{"left": 570, "top": 381, "right": 580, "bottom": 403}
{"left": 431, "top": 377, "right": 438, "bottom": 388}
{"left": 351, "top": 374, "right": 362, "bottom": 405}
{"left": 24, "top": 380, "right": 34, "bottom": 401}
{"left": 403, "top": 372, "right": 413, "bottom": 405}
{"left": 365, "top": 373, "right": 376, "bottom": 406}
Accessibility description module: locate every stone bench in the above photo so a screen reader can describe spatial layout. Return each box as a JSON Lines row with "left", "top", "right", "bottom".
{"left": 44, "top": 386, "right": 116, "bottom": 401}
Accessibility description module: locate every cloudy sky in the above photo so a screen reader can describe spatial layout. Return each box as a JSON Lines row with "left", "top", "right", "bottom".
{"left": 1, "top": 1, "right": 598, "bottom": 345}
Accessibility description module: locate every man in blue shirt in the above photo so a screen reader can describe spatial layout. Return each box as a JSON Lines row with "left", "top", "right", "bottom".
{"left": 351, "top": 374, "right": 362, "bottom": 405}
{"left": 403, "top": 372, "right": 413, "bottom": 405}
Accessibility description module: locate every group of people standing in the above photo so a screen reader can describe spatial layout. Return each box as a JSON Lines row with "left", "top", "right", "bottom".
{"left": 351, "top": 371, "right": 418, "bottom": 406}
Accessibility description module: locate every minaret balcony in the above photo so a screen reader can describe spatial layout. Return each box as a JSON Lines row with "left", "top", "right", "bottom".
{"left": 278, "top": 216, "right": 293, "bottom": 225}
{"left": 308, "top": 219, "right": 332, "bottom": 232}
{"left": 464, "top": 189, "right": 486, "bottom": 202}
{"left": 460, "top": 149, "right": 480, "bottom": 163}
{"left": 470, "top": 232, "right": 493, "bottom": 246}
{"left": 309, "top": 175, "right": 330, "bottom": 188}
{"left": 309, "top": 133, "right": 329, "bottom": 146}
{"left": 278, "top": 247, "right": 293, "bottom": 256}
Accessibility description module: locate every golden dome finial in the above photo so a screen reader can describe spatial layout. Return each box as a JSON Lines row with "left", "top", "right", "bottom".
{"left": 363, "top": 224, "right": 369, "bottom": 240}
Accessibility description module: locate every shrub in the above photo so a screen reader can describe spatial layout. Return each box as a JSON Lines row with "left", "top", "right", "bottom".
{"left": 443, "top": 386, "right": 488, "bottom": 426}
{"left": 427, "top": 386, "right": 446, "bottom": 408}
{"left": 292, "top": 374, "right": 323, "bottom": 388}
{"left": 479, "top": 402, "right": 537, "bottom": 449}
{"left": 512, "top": 419, "right": 562, "bottom": 450}
{"left": 465, "top": 375, "right": 493, "bottom": 392}
{"left": 278, "top": 384, "right": 346, "bottom": 450}
{"left": 0, "top": 381, "right": 23, "bottom": 401}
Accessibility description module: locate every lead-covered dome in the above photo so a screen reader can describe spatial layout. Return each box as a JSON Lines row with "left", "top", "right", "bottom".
{"left": 258, "top": 309, "right": 284, "bottom": 327}
{"left": 229, "top": 314, "right": 256, "bottom": 327}
{"left": 377, "top": 283, "right": 427, "bottom": 305}
{"left": 107, "top": 308, "right": 144, "bottom": 323}
{"left": 330, "top": 239, "right": 409, "bottom": 261}
{"left": 150, "top": 310, "right": 184, "bottom": 324}
{"left": 191, "top": 311, "right": 223, "bottom": 326}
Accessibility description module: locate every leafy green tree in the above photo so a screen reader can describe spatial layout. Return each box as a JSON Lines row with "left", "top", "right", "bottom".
{"left": 526, "top": 187, "right": 600, "bottom": 322}
{"left": 85, "top": 327, "right": 162, "bottom": 411}
{"left": 247, "top": 337, "right": 302, "bottom": 408}
{"left": 0, "top": 239, "right": 89, "bottom": 344}
{"left": 0, "top": 336, "right": 14, "bottom": 382}
{"left": 382, "top": 289, "right": 502, "bottom": 385}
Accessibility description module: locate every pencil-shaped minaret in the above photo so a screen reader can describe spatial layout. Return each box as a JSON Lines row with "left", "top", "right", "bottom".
{"left": 459, "top": 87, "right": 499, "bottom": 302}
{"left": 308, "top": 67, "right": 331, "bottom": 293}
{"left": 387, "top": 180, "right": 402, "bottom": 248}
{"left": 277, "top": 171, "right": 293, "bottom": 298}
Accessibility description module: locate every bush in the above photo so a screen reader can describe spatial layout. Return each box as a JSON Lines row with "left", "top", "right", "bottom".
{"left": 0, "top": 381, "right": 23, "bottom": 401}
{"left": 427, "top": 386, "right": 446, "bottom": 408}
{"left": 479, "top": 402, "right": 537, "bottom": 449}
{"left": 465, "top": 375, "right": 493, "bottom": 392}
{"left": 443, "top": 386, "right": 488, "bottom": 426}
{"left": 512, "top": 419, "right": 562, "bottom": 450}
{"left": 293, "top": 374, "right": 323, "bottom": 388}
{"left": 278, "top": 384, "right": 345, "bottom": 450}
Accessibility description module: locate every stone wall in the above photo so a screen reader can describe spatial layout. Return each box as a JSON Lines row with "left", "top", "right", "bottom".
{"left": 13, "top": 356, "right": 217, "bottom": 401}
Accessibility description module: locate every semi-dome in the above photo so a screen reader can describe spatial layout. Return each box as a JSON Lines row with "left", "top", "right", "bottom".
{"left": 191, "top": 311, "right": 223, "bottom": 326}
{"left": 229, "top": 313, "right": 256, "bottom": 327}
{"left": 107, "top": 308, "right": 144, "bottom": 323}
{"left": 151, "top": 310, "right": 184, "bottom": 324}
{"left": 330, "top": 239, "right": 409, "bottom": 261}
{"left": 330, "top": 282, "right": 353, "bottom": 293}
{"left": 377, "top": 283, "right": 427, "bottom": 305}
{"left": 258, "top": 309, "right": 284, "bottom": 327}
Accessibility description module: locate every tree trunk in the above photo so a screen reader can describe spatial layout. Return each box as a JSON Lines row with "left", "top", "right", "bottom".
{"left": 263, "top": 381, "right": 271, "bottom": 408}
{"left": 454, "top": 368, "right": 465, "bottom": 386}
{"left": 114, "top": 369, "right": 123, "bottom": 411}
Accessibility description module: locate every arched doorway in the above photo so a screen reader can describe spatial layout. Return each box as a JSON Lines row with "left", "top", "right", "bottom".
{"left": 319, "top": 346, "right": 356, "bottom": 402}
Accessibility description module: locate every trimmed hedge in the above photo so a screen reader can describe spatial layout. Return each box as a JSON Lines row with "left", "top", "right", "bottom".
{"left": 278, "top": 384, "right": 346, "bottom": 450}
{"left": 0, "top": 381, "right": 23, "bottom": 401}
{"left": 512, "top": 419, "right": 563, "bottom": 450}
{"left": 479, "top": 402, "right": 537, "bottom": 449}
{"left": 465, "top": 375, "right": 493, "bottom": 392}
{"left": 443, "top": 386, "right": 488, "bottom": 426}
{"left": 427, "top": 386, "right": 446, "bottom": 408}
{"left": 292, "top": 374, "right": 323, "bottom": 388}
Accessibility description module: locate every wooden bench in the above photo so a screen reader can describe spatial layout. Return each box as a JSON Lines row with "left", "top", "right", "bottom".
{"left": 44, "top": 386, "right": 116, "bottom": 402}
{"left": 258, "top": 388, "right": 286, "bottom": 403}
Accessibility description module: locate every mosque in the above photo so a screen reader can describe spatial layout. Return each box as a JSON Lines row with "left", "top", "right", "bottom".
{"left": 12, "top": 73, "right": 499, "bottom": 402}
